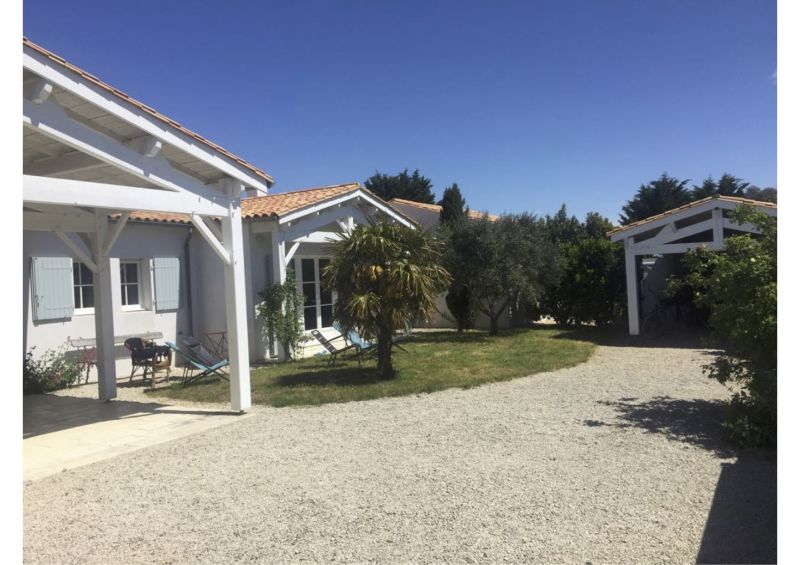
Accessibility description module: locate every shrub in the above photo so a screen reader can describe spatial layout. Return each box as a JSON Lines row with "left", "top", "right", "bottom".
{"left": 23, "top": 347, "right": 83, "bottom": 394}
{"left": 677, "top": 205, "right": 776, "bottom": 447}
{"left": 256, "top": 270, "right": 307, "bottom": 360}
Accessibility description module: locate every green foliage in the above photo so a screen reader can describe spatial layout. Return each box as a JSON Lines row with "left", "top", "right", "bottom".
{"left": 537, "top": 207, "right": 625, "bottom": 326}
{"left": 691, "top": 173, "right": 750, "bottom": 200}
{"left": 23, "top": 347, "right": 83, "bottom": 394}
{"left": 364, "top": 168, "right": 436, "bottom": 204}
{"left": 445, "top": 214, "right": 559, "bottom": 335}
{"left": 323, "top": 221, "right": 451, "bottom": 377}
{"left": 438, "top": 183, "right": 468, "bottom": 226}
{"left": 676, "top": 205, "right": 776, "bottom": 447}
{"left": 745, "top": 185, "right": 778, "bottom": 203}
{"left": 620, "top": 173, "right": 692, "bottom": 225}
{"left": 256, "top": 270, "right": 307, "bottom": 360}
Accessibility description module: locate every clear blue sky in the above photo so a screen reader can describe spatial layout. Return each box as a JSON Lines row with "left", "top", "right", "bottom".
{"left": 23, "top": 0, "right": 776, "bottom": 222}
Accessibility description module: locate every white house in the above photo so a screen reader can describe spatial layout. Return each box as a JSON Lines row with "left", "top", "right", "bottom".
{"left": 22, "top": 37, "right": 273, "bottom": 411}
{"left": 608, "top": 195, "right": 778, "bottom": 336}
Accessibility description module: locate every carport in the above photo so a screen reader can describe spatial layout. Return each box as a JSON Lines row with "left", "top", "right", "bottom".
{"left": 608, "top": 195, "right": 777, "bottom": 336}
{"left": 23, "top": 38, "right": 273, "bottom": 411}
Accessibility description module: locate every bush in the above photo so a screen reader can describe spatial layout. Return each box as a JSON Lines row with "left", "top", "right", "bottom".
{"left": 256, "top": 270, "right": 307, "bottom": 360}
{"left": 677, "top": 205, "right": 776, "bottom": 447}
{"left": 23, "top": 347, "right": 83, "bottom": 394}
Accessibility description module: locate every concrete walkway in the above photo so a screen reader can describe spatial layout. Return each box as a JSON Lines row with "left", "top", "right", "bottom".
{"left": 23, "top": 392, "right": 248, "bottom": 481}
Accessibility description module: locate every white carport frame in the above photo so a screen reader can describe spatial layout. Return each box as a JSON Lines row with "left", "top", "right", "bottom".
{"left": 609, "top": 196, "right": 777, "bottom": 336}
{"left": 23, "top": 40, "right": 272, "bottom": 411}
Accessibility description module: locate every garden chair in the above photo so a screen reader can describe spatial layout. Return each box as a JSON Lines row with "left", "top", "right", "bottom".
{"left": 332, "top": 322, "right": 409, "bottom": 354}
{"left": 310, "top": 329, "right": 360, "bottom": 366}
{"left": 166, "top": 340, "right": 229, "bottom": 387}
{"left": 124, "top": 337, "right": 172, "bottom": 386}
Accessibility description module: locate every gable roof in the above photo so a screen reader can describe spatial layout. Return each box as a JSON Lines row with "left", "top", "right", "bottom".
{"left": 607, "top": 195, "right": 778, "bottom": 238}
{"left": 23, "top": 37, "right": 273, "bottom": 186}
{"left": 117, "top": 182, "right": 416, "bottom": 226}
{"left": 388, "top": 198, "right": 501, "bottom": 222}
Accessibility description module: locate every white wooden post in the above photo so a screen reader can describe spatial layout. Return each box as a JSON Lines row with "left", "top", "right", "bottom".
{"left": 270, "top": 231, "right": 288, "bottom": 360}
{"left": 92, "top": 210, "right": 118, "bottom": 400}
{"left": 221, "top": 197, "right": 252, "bottom": 412}
{"left": 624, "top": 238, "right": 640, "bottom": 336}
{"left": 712, "top": 208, "right": 724, "bottom": 250}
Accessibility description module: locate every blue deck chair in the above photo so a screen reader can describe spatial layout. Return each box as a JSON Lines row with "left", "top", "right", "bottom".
{"left": 166, "top": 340, "right": 229, "bottom": 386}
{"left": 333, "top": 322, "right": 408, "bottom": 355}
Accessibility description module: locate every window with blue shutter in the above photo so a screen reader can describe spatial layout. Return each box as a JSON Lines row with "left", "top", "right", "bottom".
{"left": 153, "top": 257, "right": 181, "bottom": 311}
{"left": 31, "top": 257, "right": 75, "bottom": 321}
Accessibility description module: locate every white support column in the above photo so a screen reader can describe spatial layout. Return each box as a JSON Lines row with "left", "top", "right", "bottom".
{"left": 624, "top": 238, "right": 640, "bottom": 336}
{"left": 270, "top": 230, "right": 288, "bottom": 360}
{"left": 712, "top": 208, "right": 724, "bottom": 250}
{"left": 221, "top": 196, "right": 252, "bottom": 412}
{"left": 92, "top": 210, "right": 118, "bottom": 401}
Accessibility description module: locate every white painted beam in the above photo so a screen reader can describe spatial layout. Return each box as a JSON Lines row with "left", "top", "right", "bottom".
{"left": 23, "top": 97, "right": 227, "bottom": 203}
{"left": 25, "top": 151, "right": 105, "bottom": 177}
{"left": 126, "top": 135, "right": 162, "bottom": 158}
{"left": 284, "top": 241, "right": 301, "bottom": 264}
{"left": 270, "top": 232, "right": 287, "bottom": 361}
{"left": 102, "top": 211, "right": 129, "bottom": 256}
{"left": 202, "top": 216, "right": 223, "bottom": 241}
{"left": 24, "top": 175, "right": 227, "bottom": 216}
{"left": 23, "top": 211, "right": 94, "bottom": 232}
{"left": 722, "top": 219, "right": 761, "bottom": 234}
{"left": 54, "top": 231, "right": 98, "bottom": 273}
{"left": 91, "top": 210, "right": 118, "bottom": 401}
{"left": 190, "top": 214, "right": 231, "bottom": 265}
{"left": 221, "top": 201, "right": 252, "bottom": 412}
{"left": 24, "top": 78, "right": 53, "bottom": 104}
{"left": 24, "top": 48, "right": 270, "bottom": 192}
{"left": 624, "top": 238, "right": 640, "bottom": 336}
{"left": 712, "top": 208, "right": 724, "bottom": 249}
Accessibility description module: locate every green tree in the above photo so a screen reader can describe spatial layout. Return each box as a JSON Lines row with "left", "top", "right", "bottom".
{"left": 745, "top": 185, "right": 778, "bottom": 203}
{"left": 674, "top": 205, "right": 776, "bottom": 446}
{"left": 438, "top": 183, "right": 468, "bottom": 225}
{"left": 323, "top": 221, "right": 450, "bottom": 377}
{"left": 438, "top": 183, "right": 475, "bottom": 331}
{"left": 537, "top": 209, "right": 624, "bottom": 325}
{"left": 620, "top": 173, "right": 692, "bottom": 225}
{"left": 691, "top": 173, "right": 750, "bottom": 200}
{"left": 364, "top": 168, "right": 436, "bottom": 203}
{"left": 448, "top": 215, "right": 559, "bottom": 335}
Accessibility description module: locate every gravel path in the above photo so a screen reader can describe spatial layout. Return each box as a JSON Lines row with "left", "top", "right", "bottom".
{"left": 24, "top": 342, "right": 776, "bottom": 564}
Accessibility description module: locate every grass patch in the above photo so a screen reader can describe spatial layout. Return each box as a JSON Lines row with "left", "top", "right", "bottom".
{"left": 147, "top": 327, "right": 596, "bottom": 407}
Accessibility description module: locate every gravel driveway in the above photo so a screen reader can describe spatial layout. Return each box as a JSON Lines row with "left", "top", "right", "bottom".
{"left": 23, "top": 341, "right": 776, "bottom": 564}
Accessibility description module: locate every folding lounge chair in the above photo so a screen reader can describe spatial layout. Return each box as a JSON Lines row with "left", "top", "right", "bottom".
{"left": 332, "top": 322, "right": 408, "bottom": 355}
{"left": 310, "top": 329, "right": 360, "bottom": 366}
{"left": 166, "top": 340, "right": 229, "bottom": 386}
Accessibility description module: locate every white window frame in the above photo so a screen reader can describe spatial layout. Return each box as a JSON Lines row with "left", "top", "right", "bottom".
{"left": 293, "top": 255, "right": 336, "bottom": 332}
{"left": 120, "top": 260, "right": 144, "bottom": 312}
{"left": 72, "top": 260, "right": 95, "bottom": 316}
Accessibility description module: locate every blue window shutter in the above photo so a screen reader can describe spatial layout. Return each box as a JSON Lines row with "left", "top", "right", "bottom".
{"left": 153, "top": 257, "right": 181, "bottom": 311}
{"left": 31, "top": 257, "right": 74, "bottom": 321}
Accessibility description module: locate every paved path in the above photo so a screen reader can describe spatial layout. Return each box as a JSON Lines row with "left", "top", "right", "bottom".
{"left": 23, "top": 342, "right": 776, "bottom": 564}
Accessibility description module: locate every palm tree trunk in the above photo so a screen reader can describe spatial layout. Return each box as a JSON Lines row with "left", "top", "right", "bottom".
{"left": 489, "top": 315, "right": 499, "bottom": 336}
{"left": 376, "top": 324, "right": 394, "bottom": 378}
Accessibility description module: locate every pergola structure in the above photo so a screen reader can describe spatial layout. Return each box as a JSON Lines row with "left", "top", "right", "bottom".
{"left": 608, "top": 195, "right": 777, "bottom": 336}
{"left": 22, "top": 38, "right": 273, "bottom": 411}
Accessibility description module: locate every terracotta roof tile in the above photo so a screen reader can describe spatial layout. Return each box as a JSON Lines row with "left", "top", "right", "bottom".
{"left": 389, "top": 198, "right": 501, "bottom": 222}
{"left": 607, "top": 195, "right": 777, "bottom": 237}
{"left": 23, "top": 37, "right": 273, "bottom": 185}
{"left": 242, "top": 183, "right": 361, "bottom": 219}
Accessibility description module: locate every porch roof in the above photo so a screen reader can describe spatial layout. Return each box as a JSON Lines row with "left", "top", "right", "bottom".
{"left": 607, "top": 195, "right": 777, "bottom": 240}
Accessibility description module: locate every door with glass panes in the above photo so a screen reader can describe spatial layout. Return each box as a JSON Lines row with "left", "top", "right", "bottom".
{"left": 294, "top": 257, "right": 335, "bottom": 330}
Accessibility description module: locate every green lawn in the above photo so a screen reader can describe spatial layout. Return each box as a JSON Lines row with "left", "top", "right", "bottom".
{"left": 147, "top": 327, "right": 596, "bottom": 407}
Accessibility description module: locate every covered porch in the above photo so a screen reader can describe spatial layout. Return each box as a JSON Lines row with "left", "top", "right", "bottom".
{"left": 23, "top": 38, "right": 273, "bottom": 411}
{"left": 609, "top": 195, "right": 778, "bottom": 335}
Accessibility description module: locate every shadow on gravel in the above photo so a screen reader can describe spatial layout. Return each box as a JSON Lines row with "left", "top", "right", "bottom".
{"left": 587, "top": 395, "right": 734, "bottom": 457}
{"left": 551, "top": 325, "right": 716, "bottom": 350}
{"left": 695, "top": 458, "right": 777, "bottom": 564}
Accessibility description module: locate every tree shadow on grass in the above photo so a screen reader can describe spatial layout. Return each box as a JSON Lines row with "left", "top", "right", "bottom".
{"left": 408, "top": 331, "right": 491, "bottom": 345}
{"left": 586, "top": 395, "right": 735, "bottom": 457}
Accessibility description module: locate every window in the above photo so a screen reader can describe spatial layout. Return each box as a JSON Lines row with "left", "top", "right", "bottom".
{"left": 73, "top": 262, "right": 94, "bottom": 313}
{"left": 295, "top": 257, "right": 335, "bottom": 331}
{"left": 120, "top": 261, "right": 141, "bottom": 310}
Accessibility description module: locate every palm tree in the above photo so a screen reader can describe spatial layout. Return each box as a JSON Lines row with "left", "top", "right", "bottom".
{"left": 323, "top": 221, "right": 451, "bottom": 378}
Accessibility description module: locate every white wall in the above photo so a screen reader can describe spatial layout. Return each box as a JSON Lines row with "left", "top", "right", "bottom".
{"left": 24, "top": 223, "right": 192, "bottom": 381}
